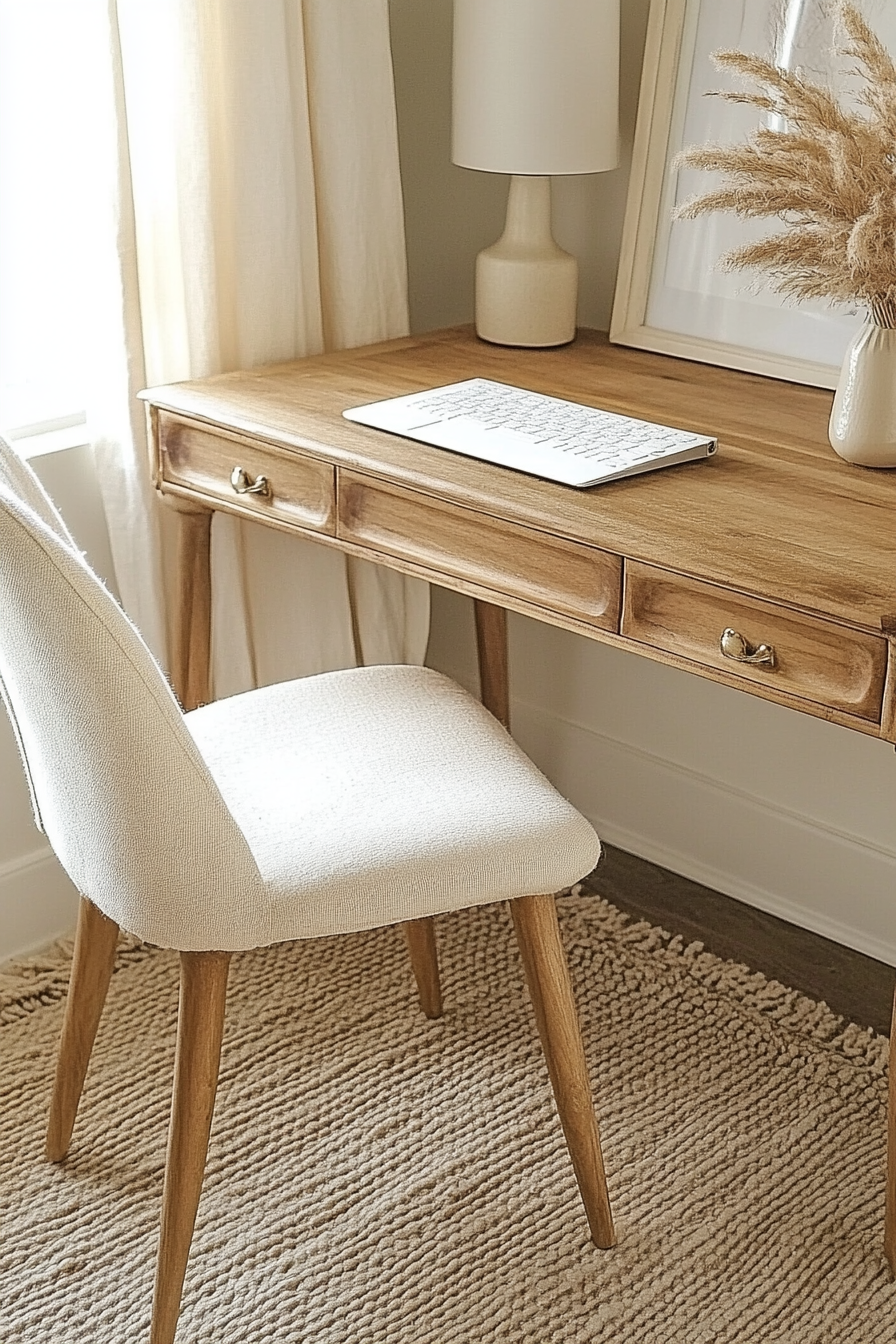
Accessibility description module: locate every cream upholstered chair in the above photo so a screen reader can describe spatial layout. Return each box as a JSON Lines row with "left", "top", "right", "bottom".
{"left": 0, "top": 443, "right": 615, "bottom": 1344}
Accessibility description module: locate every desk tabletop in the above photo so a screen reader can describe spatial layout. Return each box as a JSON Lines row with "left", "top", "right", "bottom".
{"left": 143, "top": 326, "right": 896, "bottom": 634}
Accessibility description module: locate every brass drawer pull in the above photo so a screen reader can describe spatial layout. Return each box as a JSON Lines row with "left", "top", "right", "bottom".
{"left": 720, "top": 627, "right": 776, "bottom": 668}
{"left": 230, "top": 465, "right": 270, "bottom": 498}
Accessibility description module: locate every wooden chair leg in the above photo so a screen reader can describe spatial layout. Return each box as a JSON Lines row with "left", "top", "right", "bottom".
{"left": 46, "top": 896, "right": 120, "bottom": 1162}
{"left": 403, "top": 918, "right": 443, "bottom": 1018}
{"left": 510, "top": 893, "right": 616, "bottom": 1249}
{"left": 150, "top": 951, "right": 231, "bottom": 1344}
{"left": 886, "top": 983, "right": 896, "bottom": 1275}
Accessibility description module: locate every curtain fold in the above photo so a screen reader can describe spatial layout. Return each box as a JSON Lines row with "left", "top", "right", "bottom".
{"left": 90, "top": 0, "right": 429, "bottom": 694}
{"left": 87, "top": 0, "right": 169, "bottom": 663}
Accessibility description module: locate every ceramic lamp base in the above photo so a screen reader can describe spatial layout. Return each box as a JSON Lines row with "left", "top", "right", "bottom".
{"left": 474, "top": 176, "right": 577, "bottom": 348}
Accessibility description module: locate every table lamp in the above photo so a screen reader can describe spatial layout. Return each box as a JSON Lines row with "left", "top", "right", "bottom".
{"left": 452, "top": 0, "right": 619, "bottom": 347}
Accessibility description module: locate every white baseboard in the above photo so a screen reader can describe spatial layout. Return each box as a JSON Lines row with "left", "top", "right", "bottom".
{"left": 0, "top": 846, "right": 79, "bottom": 961}
{"left": 592, "top": 817, "right": 896, "bottom": 967}
{"left": 511, "top": 700, "right": 896, "bottom": 968}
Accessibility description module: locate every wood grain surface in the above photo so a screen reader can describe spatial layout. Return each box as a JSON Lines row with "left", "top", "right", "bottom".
{"left": 141, "top": 327, "right": 896, "bottom": 738}
{"left": 622, "top": 561, "right": 887, "bottom": 721}
{"left": 158, "top": 413, "right": 336, "bottom": 537}
{"left": 338, "top": 472, "right": 621, "bottom": 631}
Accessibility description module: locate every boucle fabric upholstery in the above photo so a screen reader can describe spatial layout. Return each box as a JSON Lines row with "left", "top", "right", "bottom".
{"left": 187, "top": 670, "right": 601, "bottom": 941}
{"left": 0, "top": 435, "right": 78, "bottom": 832}
{"left": 0, "top": 470, "right": 600, "bottom": 953}
{"left": 0, "top": 481, "right": 265, "bottom": 949}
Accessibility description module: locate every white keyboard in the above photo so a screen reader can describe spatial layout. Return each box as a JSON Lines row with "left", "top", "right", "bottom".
{"left": 343, "top": 378, "right": 717, "bottom": 488}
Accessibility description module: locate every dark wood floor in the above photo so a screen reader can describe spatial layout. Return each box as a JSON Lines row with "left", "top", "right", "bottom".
{"left": 582, "top": 844, "right": 896, "bottom": 1037}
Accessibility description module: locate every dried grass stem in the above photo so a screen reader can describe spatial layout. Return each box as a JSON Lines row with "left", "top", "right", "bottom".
{"left": 674, "top": 2, "right": 896, "bottom": 315}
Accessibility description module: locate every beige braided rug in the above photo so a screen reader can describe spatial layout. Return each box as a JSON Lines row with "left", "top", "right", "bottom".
{"left": 1, "top": 891, "right": 894, "bottom": 1343}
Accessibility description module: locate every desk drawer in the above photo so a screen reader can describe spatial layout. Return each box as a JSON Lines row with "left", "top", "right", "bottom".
{"left": 157, "top": 414, "right": 335, "bottom": 534}
{"left": 622, "top": 561, "right": 887, "bottom": 721}
{"left": 339, "top": 473, "right": 621, "bottom": 629}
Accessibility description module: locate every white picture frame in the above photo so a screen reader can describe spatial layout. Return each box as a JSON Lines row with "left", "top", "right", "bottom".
{"left": 609, "top": 0, "right": 895, "bottom": 390}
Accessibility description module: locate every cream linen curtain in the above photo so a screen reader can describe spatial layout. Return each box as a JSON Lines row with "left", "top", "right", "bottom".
{"left": 88, "top": 0, "right": 429, "bottom": 695}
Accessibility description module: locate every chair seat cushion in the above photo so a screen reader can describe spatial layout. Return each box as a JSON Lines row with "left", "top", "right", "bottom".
{"left": 185, "top": 665, "right": 600, "bottom": 945}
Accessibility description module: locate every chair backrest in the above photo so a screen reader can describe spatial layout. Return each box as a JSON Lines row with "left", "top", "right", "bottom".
{"left": 0, "top": 437, "right": 78, "bottom": 830}
{"left": 0, "top": 453, "right": 267, "bottom": 951}
{"left": 0, "top": 435, "right": 77, "bottom": 548}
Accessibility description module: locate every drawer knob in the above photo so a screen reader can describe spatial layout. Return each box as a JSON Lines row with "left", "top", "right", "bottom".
{"left": 720, "top": 627, "right": 776, "bottom": 668}
{"left": 230, "top": 465, "right": 270, "bottom": 498}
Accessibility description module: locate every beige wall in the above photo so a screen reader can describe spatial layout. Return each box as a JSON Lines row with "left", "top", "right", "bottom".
{"left": 388, "top": 0, "right": 896, "bottom": 965}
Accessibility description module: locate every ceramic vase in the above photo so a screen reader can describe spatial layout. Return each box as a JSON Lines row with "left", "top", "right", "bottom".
{"left": 828, "top": 299, "right": 896, "bottom": 468}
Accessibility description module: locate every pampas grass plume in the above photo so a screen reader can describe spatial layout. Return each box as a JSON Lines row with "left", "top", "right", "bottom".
{"left": 674, "top": 1, "right": 896, "bottom": 317}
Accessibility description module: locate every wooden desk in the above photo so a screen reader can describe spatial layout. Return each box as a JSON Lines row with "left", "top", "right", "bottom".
{"left": 142, "top": 324, "right": 896, "bottom": 1266}
{"left": 141, "top": 325, "right": 896, "bottom": 741}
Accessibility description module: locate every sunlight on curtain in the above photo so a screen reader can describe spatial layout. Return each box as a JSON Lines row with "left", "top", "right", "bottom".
{"left": 0, "top": 0, "right": 169, "bottom": 657}
{"left": 0, "top": 2, "right": 105, "bottom": 430}
{"left": 0, "top": 0, "right": 428, "bottom": 692}
{"left": 113, "top": 0, "right": 429, "bottom": 696}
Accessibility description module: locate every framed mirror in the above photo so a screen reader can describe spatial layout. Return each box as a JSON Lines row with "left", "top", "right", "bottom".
{"left": 610, "top": 0, "right": 896, "bottom": 389}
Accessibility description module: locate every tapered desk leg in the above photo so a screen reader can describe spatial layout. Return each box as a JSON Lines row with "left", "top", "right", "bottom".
{"left": 880, "top": 615, "right": 896, "bottom": 1272}
{"left": 474, "top": 599, "right": 509, "bottom": 728}
{"left": 166, "top": 498, "right": 213, "bottom": 711}
{"left": 886, "top": 984, "right": 896, "bottom": 1275}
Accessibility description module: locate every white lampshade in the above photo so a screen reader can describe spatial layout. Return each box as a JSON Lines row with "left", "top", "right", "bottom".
{"left": 452, "top": 0, "right": 619, "bottom": 177}
{"left": 451, "top": 0, "right": 620, "bottom": 347}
